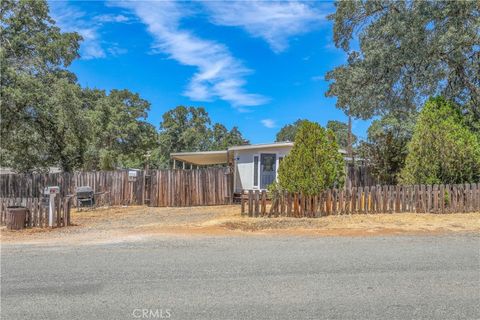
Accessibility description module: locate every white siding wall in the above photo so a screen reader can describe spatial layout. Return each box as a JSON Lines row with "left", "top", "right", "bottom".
{"left": 234, "top": 146, "right": 292, "bottom": 192}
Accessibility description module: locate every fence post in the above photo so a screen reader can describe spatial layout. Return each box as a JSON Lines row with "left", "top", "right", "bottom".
{"left": 357, "top": 187, "right": 363, "bottom": 214}
{"left": 254, "top": 190, "right": 260, "bottom": 217}
{"left": 240, "top": 191, "right": 245, "bottom": 215}
{"left": 248, "top": 190, "right": 253, "bottom": 217}
{"left": 452, "top": 185, "right": 458, "bottom": 213}
{"left": 476, "top": 183, "right": 480, "bottom": 211}
{"left": 326, "top": 190, "right": 331, "bottom": 216}
{"left": 293, "top": 193, "right": 299, "bottom": 217}
{"left": 287, "top": 193, "right": 292, "bottom": 217}
{"left": 280, "top": 192, "right": 285, "bottom": 216}
{"left": 338, "top": 189, "right": 344, "bottom": 215}
{"left": 363, "top": 186, "right": 368, "bottom": 214}
{"left": 432, "top": 185, "right": 438, "bottom": 213}
{"left": 261, "top": 190, "right": 267, "bottom": 216}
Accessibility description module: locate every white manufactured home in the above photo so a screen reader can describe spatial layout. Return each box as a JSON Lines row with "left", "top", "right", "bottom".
{"left": 170, "top": 142, "right": 347, "bottom": 193}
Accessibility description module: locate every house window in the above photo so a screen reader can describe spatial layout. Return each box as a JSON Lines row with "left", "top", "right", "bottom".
{"left": 253, "top": 155, "right": 259, "bottom": 187}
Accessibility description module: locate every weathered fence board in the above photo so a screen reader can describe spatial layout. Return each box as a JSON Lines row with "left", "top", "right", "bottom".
{"left": 345, "top": 164, "right": 378, "bottom": 188}
{"left": 0, "top": 168, "right": 232, "bottom": 208}
{"left": 148, "top": 168, "right": 231, "bottom": 207}
{"left": 242, "top": 184, "right": 480, "bottom": 217}
{"left": 0, "top": 196, "right": 72, "bottom": 228}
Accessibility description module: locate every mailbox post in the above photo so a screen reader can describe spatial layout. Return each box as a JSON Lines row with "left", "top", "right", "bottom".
{"left": 44, "top": 186, "right": 60, "bottom": 227}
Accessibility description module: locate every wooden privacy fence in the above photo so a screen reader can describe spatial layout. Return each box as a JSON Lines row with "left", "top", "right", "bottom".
{"left": 0, "top": 168, "right": 231, "bottom": 207}
{"left": 0, "top": 196, "right": 72, "bottom": 228}
{"left": 242, "top": 183, "right": 480, "bottom": 217}
{"left": 148, "top": 168, "right": 232, "bottom": 207}
{"left": 345, "top": 164, "right": 377, "bottom": 188}
{"left": 0, "top": 171, "right": 144, "bottom": 206}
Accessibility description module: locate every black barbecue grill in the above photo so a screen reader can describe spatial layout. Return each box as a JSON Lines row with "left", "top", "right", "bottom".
{"left": 76, "top": 186, "right": 95, "bottom": 207}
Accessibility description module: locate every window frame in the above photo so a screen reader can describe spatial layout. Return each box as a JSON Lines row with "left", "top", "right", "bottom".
{"left": 253, "top": 154, "right": 259, "bottom": 188}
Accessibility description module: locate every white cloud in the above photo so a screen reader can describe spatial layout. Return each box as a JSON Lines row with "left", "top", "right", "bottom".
{"left": 261, "top": 119, "right": 276, "bottom": 128}
{"left": 49, "top": 2, "right": 127, "bottom": 60}
{"left": 115, "top": 1, "right": 268, "bottom": 108}
{"left": 203, "top": 1, "right": 326, "bottom": 53}
{"left": 76, "top": 28, "right": 106, "bottom": 59}
{"left": 95, "top": 14, "right": 130, "bottom": 23}
{"left": 49, "top": 2, "right": 105, "bottom": 59}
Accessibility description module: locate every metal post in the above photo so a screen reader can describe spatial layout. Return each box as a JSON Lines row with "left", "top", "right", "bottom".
{"left": 49, "top": 193, "right": 56, "bottom": 227}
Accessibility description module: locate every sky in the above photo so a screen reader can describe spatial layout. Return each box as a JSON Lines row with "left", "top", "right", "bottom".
{"left": 49, "top": 0, "right": 371, "bottom": 144}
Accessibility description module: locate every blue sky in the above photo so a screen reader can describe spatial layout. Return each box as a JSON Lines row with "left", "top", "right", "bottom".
{"left": 49, "top": 1, "right": 371, "bottom": 143}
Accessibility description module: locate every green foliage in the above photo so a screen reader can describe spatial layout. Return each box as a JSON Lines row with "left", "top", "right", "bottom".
{"left": 210, "top": 124, "right": 247, "bottom": 150}
{"left": 326, "top": 1, "right": 479, "bottom": 133}
{"left": 0, "top": 0, "right": 83, "bottom": 172}
{"left": 357, "top": 112, "right": 416, "bottom": 184}
{"left": 400, "top": 97, "right": 480, "bottom": 184}
{"left": 157, "top": 106, "right": 248, "bottom": 167}
{"left": 266, "top": 181, "right": 283, "bottom": 200}
{"left": 326, "top": 120, "right": 357, "bottom": 149}
{"left": 275, "top": 119, "right": 308, "bottom": 142}
{"left": 0, "top": 1, "right": 248, "bottom": 172}
{"left": 159, "top": 106, "right": 212, "bottom": 155}
{"left": 444, "top": 190, "right": 450, "bottom": 207}
{"left": 277, "top": 121, "right": 345, "bottom": 195}
{"left": 84, "top": 89, "right": 159, "bottom": 170}
{"left": 276, "top": 119, "right": 357, "bottom": 150}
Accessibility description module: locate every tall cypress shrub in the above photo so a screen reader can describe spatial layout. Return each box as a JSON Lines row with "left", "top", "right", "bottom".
{"left": 277, "top": 121, "right": 345, "bottom": 195}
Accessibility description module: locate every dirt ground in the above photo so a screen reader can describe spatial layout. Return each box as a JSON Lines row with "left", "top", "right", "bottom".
{"left": 1, "top": 205, "right": 479, "bottom": 244}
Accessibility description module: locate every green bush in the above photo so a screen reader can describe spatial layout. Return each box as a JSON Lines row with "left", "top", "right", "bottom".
{"left": 400, "top": 97, "right": 480, "bottom": 184}
{"left": 277, "top": 121, "right": 345, "bottom": 195}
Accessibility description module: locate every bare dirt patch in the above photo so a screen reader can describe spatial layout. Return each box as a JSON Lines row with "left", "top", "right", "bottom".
{"left": 1, "top": 205, "right": 479, "bottom": 244}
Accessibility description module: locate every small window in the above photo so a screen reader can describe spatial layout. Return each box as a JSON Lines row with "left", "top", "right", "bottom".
{"left": 253, "top": 155, "right": 259, "bottom": 187}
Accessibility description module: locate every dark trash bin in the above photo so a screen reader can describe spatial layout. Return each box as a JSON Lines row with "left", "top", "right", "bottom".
{"left": 6, "top": 206, "right": 28, "bottom": 230}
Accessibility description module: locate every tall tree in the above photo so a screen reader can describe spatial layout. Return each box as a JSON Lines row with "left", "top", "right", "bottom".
{"left": 277, "top": 121, "right": 345, "bottom": 194}
{"left": 0, "top": 0, "right": 83, "bottom": 171}
{"left": 326, "top": 120, "right": 357, "bottom": 150}
{"left": 0, "top": 1, "right": 250, "bottom": 172}
{"left": 400, "top": 97, "right": 480, "bottom": 184}
{"left": 158, "top": 106, "right": 212, "bottom": 156}
{"left": 357, "top": 112, "right": 415, "bottom": 184}
{"left": 157, "top": 106, "right": 248, "bottom": 167}
{"left": 326, "top": 1, "right": 479, "bottom": 133}
{"left": 275, "top": 119, "right": 308, "bottom": 142}
{"left": 210, "top": 124, "right": 248, "bottom": 150}
{"left": 84, "top": 89, "right": 158, "bottom": 170}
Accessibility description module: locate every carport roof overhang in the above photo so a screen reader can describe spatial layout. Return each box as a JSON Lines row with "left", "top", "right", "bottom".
{"left": 170, "top": 150, "right": 229, "bottom": 165}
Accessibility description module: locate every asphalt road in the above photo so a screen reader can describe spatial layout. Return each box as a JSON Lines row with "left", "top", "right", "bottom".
{"left": 2, "top": 234, "right": 479, "bottom": 320}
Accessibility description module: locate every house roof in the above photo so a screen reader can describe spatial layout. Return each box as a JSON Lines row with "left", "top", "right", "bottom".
{"left": 228, "top": 141, "right": 294, "bottom": 151}
{"left": 170, "top": 150, "right": 228, "bottom": 165}
{"left": 170, "top": 142, "right": 348, "bottom": 165}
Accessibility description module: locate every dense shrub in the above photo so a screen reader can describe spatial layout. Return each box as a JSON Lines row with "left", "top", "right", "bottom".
{"left": 400, "top": 97, "right": 480, "bottom": 184}
{"left": 277, "top": 121, "right": 345, "bottom": 195}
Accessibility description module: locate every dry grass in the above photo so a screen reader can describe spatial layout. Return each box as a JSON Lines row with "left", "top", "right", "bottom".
{"left": 1, "top": 205, "right": 479, "bottom": 244}
{"left": 205, "top": 212, "right": 480, "bottom": 236}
